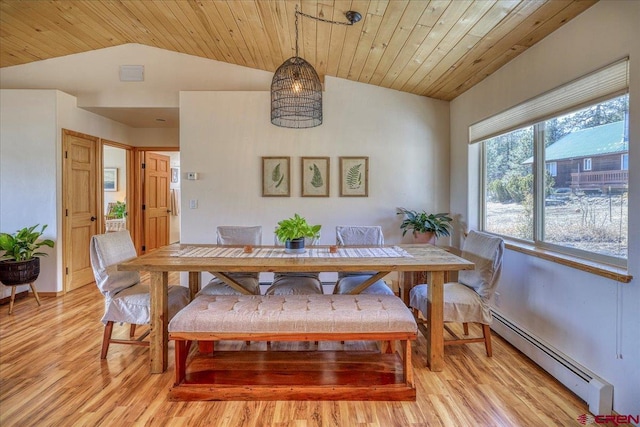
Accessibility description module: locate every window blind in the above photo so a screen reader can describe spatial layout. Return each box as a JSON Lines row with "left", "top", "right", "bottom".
{"left": 469, "top": 58, "right": 629, "bottom": 144}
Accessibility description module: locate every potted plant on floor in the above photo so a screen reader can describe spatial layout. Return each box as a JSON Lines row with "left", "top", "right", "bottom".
{"left": 275, "top": 213, "right": 321, "bottom": 254}
{"left": 397, "top": 208, "right": 452, "bottom": 245}
{"left": 0, "top": 224, "right": 55, "bottom": 286}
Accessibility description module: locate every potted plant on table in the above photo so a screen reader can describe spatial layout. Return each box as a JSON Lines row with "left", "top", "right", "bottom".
{"left": 275, "top": 213, "right": 321, "bottom": 254}
{"left": 397, "top": 208, "right": 452, "bottom": 245}
{"left": 0, "top": 224, "right": 55, "bottom": 286}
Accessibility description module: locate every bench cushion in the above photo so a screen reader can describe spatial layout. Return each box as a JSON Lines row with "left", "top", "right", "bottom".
{"left": 169, "top": 294, "right": 416, "bottom": 334}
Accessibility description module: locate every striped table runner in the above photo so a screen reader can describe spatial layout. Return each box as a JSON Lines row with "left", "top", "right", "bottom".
{"left": 172, "top": 246, "right": 413, "bottom": 258}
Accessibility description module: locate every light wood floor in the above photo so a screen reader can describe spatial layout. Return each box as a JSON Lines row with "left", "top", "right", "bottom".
{"left": 0, "top": 278, "right": 597, "bottom": 427}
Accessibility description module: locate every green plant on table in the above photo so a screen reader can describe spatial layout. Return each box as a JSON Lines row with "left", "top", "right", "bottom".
{"left": 275, "top": 213, "right": 321, "bottom": 243}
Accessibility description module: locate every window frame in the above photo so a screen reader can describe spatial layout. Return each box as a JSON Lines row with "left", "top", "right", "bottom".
{"left": 480, "top": 97, "right": 628, "bottom": 268}
{"left": 583, "top": 158, "right": 592, "bottom": 171}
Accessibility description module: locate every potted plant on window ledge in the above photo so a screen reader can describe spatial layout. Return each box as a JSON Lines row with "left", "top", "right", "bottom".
{"left": 397, "top": 208, "right": 452, "bottom": 245}
{"left": 275, "top": 213, "right": 321, "bottom": 254}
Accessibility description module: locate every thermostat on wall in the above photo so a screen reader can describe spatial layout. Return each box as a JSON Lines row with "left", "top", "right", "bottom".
{"left": 186, "top": 172, "right": 198, "bottom": 180}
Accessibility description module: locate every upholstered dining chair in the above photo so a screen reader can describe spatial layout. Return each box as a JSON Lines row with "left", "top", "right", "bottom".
{"left": 409, "top": 230, "right": 504, "bottom": 356}
{"left": 198, "top": 226, "right": 262, "bottom": 296}
{"left": 90, "top": 230, "right": 189, "bottom": 359}
{"left": 265, "top": 235, "right": 323, "bottom": 295}
{"left": 332, "top": 226, "right": 394, "bottom": 296}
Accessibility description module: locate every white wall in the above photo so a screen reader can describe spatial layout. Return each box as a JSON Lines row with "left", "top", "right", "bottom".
{"left": 179, "top": 77, "right": 450, "bottom": 248}
{"left": 0, "top": 90, "right": 58, "bottom": 298}
{"left": 129, "top": 128, "right": 179, "bottom": 148}
{"left": 450, "top": 0, "right": 639, "bottom": 416}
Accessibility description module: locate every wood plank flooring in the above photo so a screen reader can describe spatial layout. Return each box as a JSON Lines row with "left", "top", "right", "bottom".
{"left": 0, "top": 276, "right": 608, "bottom": 426}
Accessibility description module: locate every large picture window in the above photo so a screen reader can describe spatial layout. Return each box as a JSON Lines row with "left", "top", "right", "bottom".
{"left": 482, "top": 95, "right": 629, "bottom": 263}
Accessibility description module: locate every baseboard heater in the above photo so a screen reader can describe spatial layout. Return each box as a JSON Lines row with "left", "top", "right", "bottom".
{"left": 491, "top": 310, "right": 613, "bottom": 415}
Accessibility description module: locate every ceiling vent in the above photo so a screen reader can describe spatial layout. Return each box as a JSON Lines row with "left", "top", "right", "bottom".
{"left": 119, "top": 65, "right": 144, "bottom": 82}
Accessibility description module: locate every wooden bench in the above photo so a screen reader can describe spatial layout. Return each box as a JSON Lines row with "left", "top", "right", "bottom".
{"left": 168, "top": 294, "right": 417, "bottom": 401}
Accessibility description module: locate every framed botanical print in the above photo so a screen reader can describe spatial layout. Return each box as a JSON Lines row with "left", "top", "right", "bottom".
{"left": 339, "top": 156, "right": 368, "bottom": 197}
{"left": 301, "top": 157, "right": 330, "bottom": 197}
{"left": 262, "top": 156, "right": 290, "bottom": 197}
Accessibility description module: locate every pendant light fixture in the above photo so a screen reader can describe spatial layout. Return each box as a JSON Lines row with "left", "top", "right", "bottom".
{"left": 271, "top": 5, "right": 362, "bottom": 129}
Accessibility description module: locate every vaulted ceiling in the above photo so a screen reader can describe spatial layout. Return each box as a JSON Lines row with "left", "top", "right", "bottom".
{"left": 0, "top": 0, "right": 596, "bottom": 102}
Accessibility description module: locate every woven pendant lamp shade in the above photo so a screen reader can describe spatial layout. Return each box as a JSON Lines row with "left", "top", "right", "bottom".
{"left": 271, "top": 56, "right": 322, "bottom": 129}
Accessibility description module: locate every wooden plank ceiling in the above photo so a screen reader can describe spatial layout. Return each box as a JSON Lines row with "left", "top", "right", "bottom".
{"left": 0, "top": 0, "right": 597, "bottom": 101}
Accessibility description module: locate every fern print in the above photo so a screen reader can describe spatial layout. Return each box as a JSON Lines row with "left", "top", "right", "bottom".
{"left": 346, "top": 164, "right": 362, "bottom": 189}
{"left": 271, "top": 163, "right": 284, "bottom": 188}
{"left": 310, "top": 164, "right": 323, "bottom": 188}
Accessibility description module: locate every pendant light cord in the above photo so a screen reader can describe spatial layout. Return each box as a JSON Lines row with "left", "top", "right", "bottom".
{"left": 295, "top": 5, "right": 300, "bottom": 58}
{"left": 294, "top": 3, "right": 361, "bottom": 57}
{"left": 295, "top": 6, "right": 360, "bottom": 26}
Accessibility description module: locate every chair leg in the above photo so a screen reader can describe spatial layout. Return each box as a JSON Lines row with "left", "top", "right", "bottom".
{"left": 482, "top": 324, "right": 493, "bottom": 357}
{"left": 130, "top": 324, "right": 137, "bottom": 338}
{"left": 29, "top": 282, "right": 41, "bottom": 306}
{"left": 101, "top": 321, "right": 114, "bottom": 359}
{"left": 463, "top": 323, "right": 469, "bottom": 335}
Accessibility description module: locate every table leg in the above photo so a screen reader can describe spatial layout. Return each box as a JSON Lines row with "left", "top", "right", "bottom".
{"left": 188, "top": 271, "right": 201, "bottom": 300}
{"left": 426, "top": 271, "right": 444, "bottom": 371}
{"left": 150, "top": 271, "right": 169, "bottom": 374}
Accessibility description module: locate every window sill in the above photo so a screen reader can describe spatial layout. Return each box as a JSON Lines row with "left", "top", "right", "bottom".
{"left": 505, "top": 241, "right": 633, "bottom": 283}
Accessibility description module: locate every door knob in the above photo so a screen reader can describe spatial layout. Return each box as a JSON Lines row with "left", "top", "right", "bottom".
{"left": 167, "top": 210, "right": 172, "bottom": 214}
{"left": 90, "top": 216, "right": 97, "bottom": 221}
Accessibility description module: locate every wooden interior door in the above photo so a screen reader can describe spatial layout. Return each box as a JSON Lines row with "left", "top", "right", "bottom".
{"left": 143, "top": 152, "right": 170, "bottom": 252}
{"left": 63, "top": 129, "right": 100, "bottom": 292}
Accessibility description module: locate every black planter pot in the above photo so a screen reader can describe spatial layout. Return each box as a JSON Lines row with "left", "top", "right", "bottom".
{"left": 0, "top": 257, "right": 41, "bottom": 286}
{"left": 284, "top": 237, "right": 306, "bottom": 254}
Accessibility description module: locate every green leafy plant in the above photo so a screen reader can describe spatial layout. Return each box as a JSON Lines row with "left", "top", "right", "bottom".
{"left": 397, "top": 208, "right": 453, "bottom": 238}
{"left": 275, "top": 213, "right": 321, "bottom": 243}
{"left": 0, "top": 224, "right": 55, "bottom": 262}
{"left": 111, "top": 201, "right": 126, "bottom": 218}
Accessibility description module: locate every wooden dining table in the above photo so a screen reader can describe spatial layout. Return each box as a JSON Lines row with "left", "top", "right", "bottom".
{"left": 117, "top": 243, "right": 474, "bottom": 374}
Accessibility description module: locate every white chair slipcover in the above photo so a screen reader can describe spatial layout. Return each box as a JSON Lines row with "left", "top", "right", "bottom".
{"left": 409, "top": 230, "right": 504, "bottom": 324}
{"left": 198, "top": 226, "right": 262, "bottom": 296}
{"left": 332, "top": 226, "right": 394, "bottom": 296}
{"left": 409, "top": 230, "right": 504, "bottom": 355}
{"left": 266, "top": 235, "right": 323, "bottom": 295}
{"left": 90, "top": 230, "right": 189, "bottom": 357}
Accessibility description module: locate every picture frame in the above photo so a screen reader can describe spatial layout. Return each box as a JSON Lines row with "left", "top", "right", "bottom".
{"left": 171, "top": 167, "right": 179, "bottom": 183}
{"left": 301, "top": 157, "right": 330, "bottom": 197}
{"left": 103, "top": 168, "right": 118, "bottom": 192}
{"left": 339, "top": 156, "right": 368, "bottom": 197}
{"left": 262, "top": 156, "right": 290, "bottom": 197}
